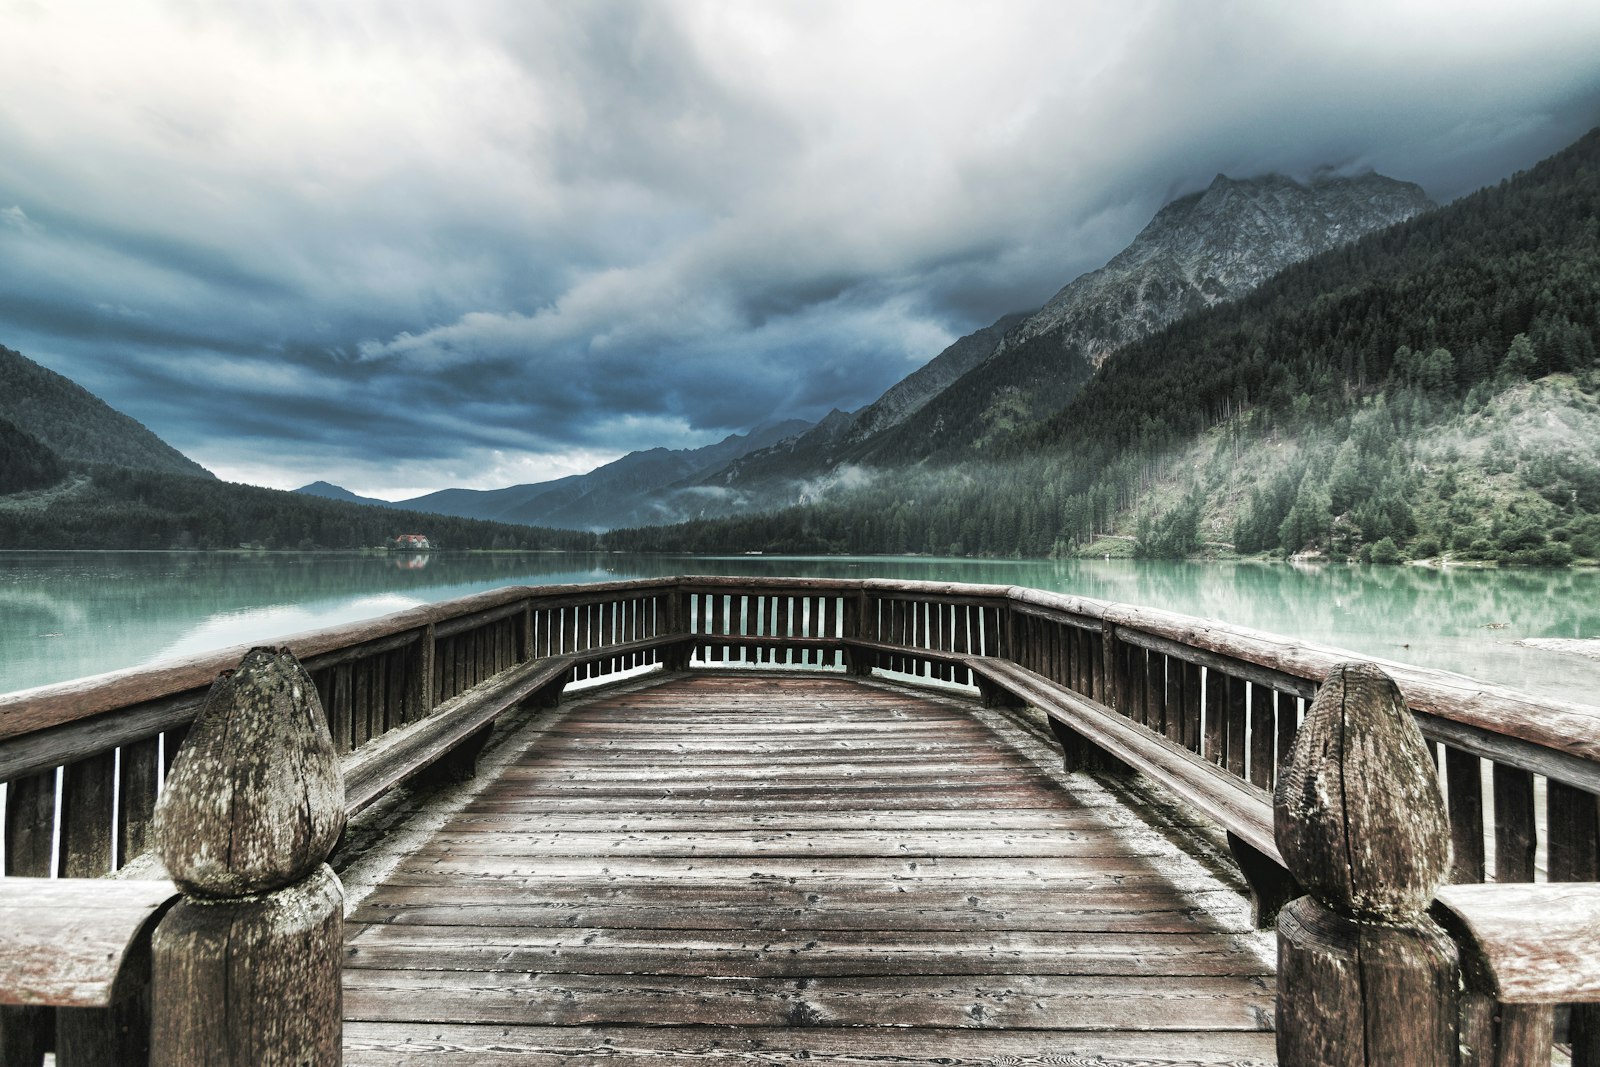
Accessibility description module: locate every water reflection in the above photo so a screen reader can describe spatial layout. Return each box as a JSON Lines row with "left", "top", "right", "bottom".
{"left": 0, "top": 551, "right": 1596, "bottom": 706}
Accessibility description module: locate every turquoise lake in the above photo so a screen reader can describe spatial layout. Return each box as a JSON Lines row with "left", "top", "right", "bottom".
{"left": 2, "top": 550, "right": 1597, "bottom": 706}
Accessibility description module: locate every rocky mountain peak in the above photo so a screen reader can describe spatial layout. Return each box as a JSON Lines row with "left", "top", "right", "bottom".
{"left": 1014, "top": 170, "right": 1432, "bottom": 368}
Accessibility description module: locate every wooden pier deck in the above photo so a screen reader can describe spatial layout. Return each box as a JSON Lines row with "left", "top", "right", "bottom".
{"left": 341, "top": 671, "right": 1278, "bottom": 1066}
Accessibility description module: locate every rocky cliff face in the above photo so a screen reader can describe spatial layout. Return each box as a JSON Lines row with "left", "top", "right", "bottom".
{"left": 846, "top": 171, "right": 1435, "bottom": 466}
{"left": 1001, "top": 172, "right": 1436, "bottom": 371}
{"left": 686, "top": 170, "right": 1435, "bottom": 512}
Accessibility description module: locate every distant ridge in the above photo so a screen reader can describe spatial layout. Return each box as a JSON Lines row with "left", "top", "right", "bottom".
{"left": 294, "top": 480, "right": 392, "bottom": 507}
{"left": 0, "top": 344, "right": 213, "bottom": 478}
{"left": 294, "top": 419, "right": 814, "bottom": 531}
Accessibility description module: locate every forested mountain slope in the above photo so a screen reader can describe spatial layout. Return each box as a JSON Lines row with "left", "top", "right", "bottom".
{"left": 0, "top": 464, "right": 600, "bottom": 552}
{"left": 606, "top": 127, "right": 1600, "bottom": 564}
{"left": 847, "top": 171, "right": 1433, "bottom": 466}
{"left": 296, "top": 420, "right": 812, "bottom": 531}
{"left": 1031, "top": 128, "right": 1600, "bottom": 467}
{"left": 0, "top": 345, "right": 213, "bottom": 478}
{"left": 706, "top": 312, "right": 1032, "bottom": 493}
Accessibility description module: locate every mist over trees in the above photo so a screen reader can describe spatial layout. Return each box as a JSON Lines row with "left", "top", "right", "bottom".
{"left": 610, "top": 128, "right": 1600, "bottom": 564}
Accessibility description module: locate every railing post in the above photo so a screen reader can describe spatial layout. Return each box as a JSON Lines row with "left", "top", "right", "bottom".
{"left": 662, "top": 585, "right": 692, "bottom": 671}
{"left": 149, "top": 648, "right": 346, "bottom": 1066}
{"left": 844, "top": 589, "right": 872, "bottom": 676}
{"left": 1274, "top": 661, "right": 1458, "bottom": 1066}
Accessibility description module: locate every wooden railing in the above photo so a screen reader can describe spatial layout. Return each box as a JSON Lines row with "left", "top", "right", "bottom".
{"left": 0, "top": 579, "right": 685, "bottom": 879}
{"left": 1, "top": 575, "right": 1597, "bottom": 1065}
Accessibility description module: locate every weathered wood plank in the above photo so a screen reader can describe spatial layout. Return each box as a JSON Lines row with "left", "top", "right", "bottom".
{"left": 350, "top": 889, "right": 1253, "bottom": 934}
{"left": 338, "top": 671, "right": 1278, "bottom": 1065}
{"left": 378, "top": 854, "right": 1208, "bottom": 887}
{"left": 416, "top": 829, "right": 1173, "bottom": 859}
{"left": 1492, "top": 763, "right": 1537, "bottom": 883}
{"left": 436, "top": 808, "right": 1122, "bottom": 831}
{"left": 344, "top": 971, "right": 1274, "bottom": 1030}
{"left": 117, "top": 734, "right": 162, "bottom": 869}
{"left": 343, "top": 1021, "right": 1280, "bottom": 1066}
{"left": 59, "top": 750, "right": 115, "bottom": 878}
{"left": 3, "top": 769, "right": 56, "bottom": 877}
{"left": 1434, "top": 883, "right": 1600, "bottom": 1004}
{"left": 452, "top": 788, "right": 1091, "bottom": 814}
{"left": 0, "top": 877, "right": 176, "bottom": 1007}
{"left": 344, "top": 925, "right": 1271, "bottom": 977}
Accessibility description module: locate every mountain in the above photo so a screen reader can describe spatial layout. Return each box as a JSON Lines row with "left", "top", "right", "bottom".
{"left": 0, "top": 418, "right": 66, "bottom": 495}
{"left": 0, "top": 462, "right": 599, "bottom": 552}
{"left": 680, "top": 171, "right": 1434, "bottom": 516}
{"left": 606, "top": 127, "right": 1600, "bottom": 564}
{"left": 294, "top": 480, "right": 392, "bottom": 507}
{"left": 704, "top": 312, "right": 1033, "bottom": 493}
{"left": 296, "top": 419, "right": 813, "bottom": 531}
{"left": 0, "top": 344, "right": 213, "bottom": 478}
{"left": 851, "top": 171, "right": 1435, "bottom": 465}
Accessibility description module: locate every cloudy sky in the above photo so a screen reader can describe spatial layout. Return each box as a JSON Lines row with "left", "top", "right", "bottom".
{"left": 3, "top": 1, "right": 1599, "bottom": 498}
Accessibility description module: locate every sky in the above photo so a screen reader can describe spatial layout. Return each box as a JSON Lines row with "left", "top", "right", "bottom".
{"left": 2, "top": 1, "right": 1599, "bottom": 499}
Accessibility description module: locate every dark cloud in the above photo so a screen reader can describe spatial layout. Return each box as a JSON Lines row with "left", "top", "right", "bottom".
{"left": 1, "top": 1, "right": 1598, "bottom": 496}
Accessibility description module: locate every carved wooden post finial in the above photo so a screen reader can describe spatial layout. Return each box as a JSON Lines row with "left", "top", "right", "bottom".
{"left": 150, "top": 647, "right": 346, "bottom": 1066}
{"left": 1273, "top": 661, "right": 1459, "bottom": 1067}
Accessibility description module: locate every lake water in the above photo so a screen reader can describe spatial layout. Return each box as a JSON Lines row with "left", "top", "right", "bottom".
{"left": 2, "top": 550, "right": 1598, "bottom": 706}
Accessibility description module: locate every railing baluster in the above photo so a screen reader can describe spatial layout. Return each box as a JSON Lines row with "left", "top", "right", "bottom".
{"left": 353, "top": 656, "right": 372, "bottom": 749}
{"left": 1249, "top": 682, "right": 1274, "bottom": 790}
{"left": 117, "top": 735, "right": 162, "bottom": 868}
{"left": 1225, "top": 675, "right": 1247, "bottom": 778}
{"left": 1144, "top": 647, "right": 1165, "bottom": 735}
{"left": 1492, "top": 763, "right": 1537, "bottom": 883}
{"left": 1181, "top": 660, "right": 1202, "bottom": 753}
{"left": 4, "top": 769, "right": 56, "bottom": 876}
{"left": 1204, "top": 666, "right": 1226, "bottom": 766}
{"left": 1163, "top": 654, "right": 1183, "bottom": 746}
{"left": 1445, "top": 747, "right": 1486, "bottom": 884}
{"left": 60, "top": 751, "right": 115, "bottom": 877}
{"left": 1275, "top": 690, "right": 1298, "bottom": 785}
{"left": 708, "top": 594, "right": 724, "bottom": 662}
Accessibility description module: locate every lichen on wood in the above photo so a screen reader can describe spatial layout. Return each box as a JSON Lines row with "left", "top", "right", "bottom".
{"left": 1274, "top": 660, "right": 1450, "bottom": 922}
{"left": 153, "top": 646, "right": 345, "bottom": 899}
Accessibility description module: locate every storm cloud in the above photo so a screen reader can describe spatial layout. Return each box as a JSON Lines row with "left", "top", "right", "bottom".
{"left": 2, "top": 0, "right": 1598, "bottom": 497}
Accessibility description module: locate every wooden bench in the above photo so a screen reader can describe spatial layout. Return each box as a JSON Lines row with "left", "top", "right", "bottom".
{"left": 341, "top": 654, "right": 577, "bottom": 813}
{"left": 341, "top": 633, "right": 693, "bottom": 813}
{"left": 844, "top": 638, "right": 1297, "bottom": 926}
{"left": 0, "top": 877, "right": 178, "bottom": 1067}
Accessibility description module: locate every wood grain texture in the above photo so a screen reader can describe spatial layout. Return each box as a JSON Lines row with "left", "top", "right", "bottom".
{"left": 152, "top": 864, "right": 343, "bottom": 1067}
{"left": 0, "top": 878, "right": 176, "bottom": 1008}
{"left": 1273, "top": 662, "right": 1457, "bottom": 1067}
{"left": 1274, "top": 662, "right": 1449, "bottom": 921}
{"left": 344, "top": 1021, "right": 1278, "bottom": 1066}
{"left": 154, "top": 647, "right": 345, "bottom": 897}
{"left": 1434, "top": 882, "right": 1600, "bottom": 1003}
{"left": 341, "top": 672, "right": 1278, "bottom": 1064}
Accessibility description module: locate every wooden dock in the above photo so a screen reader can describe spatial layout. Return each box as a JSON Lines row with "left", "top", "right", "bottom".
{"left": 341, "top": 671, "right": 1278, "bottom": 1065}
{"left": 8, "top": 576, "right": 1595, "bottom": 1065}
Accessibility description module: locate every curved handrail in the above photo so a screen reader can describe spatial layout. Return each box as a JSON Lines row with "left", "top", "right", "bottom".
{"left": 2, "top": 574, "right": 1597, "bottom": 885}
